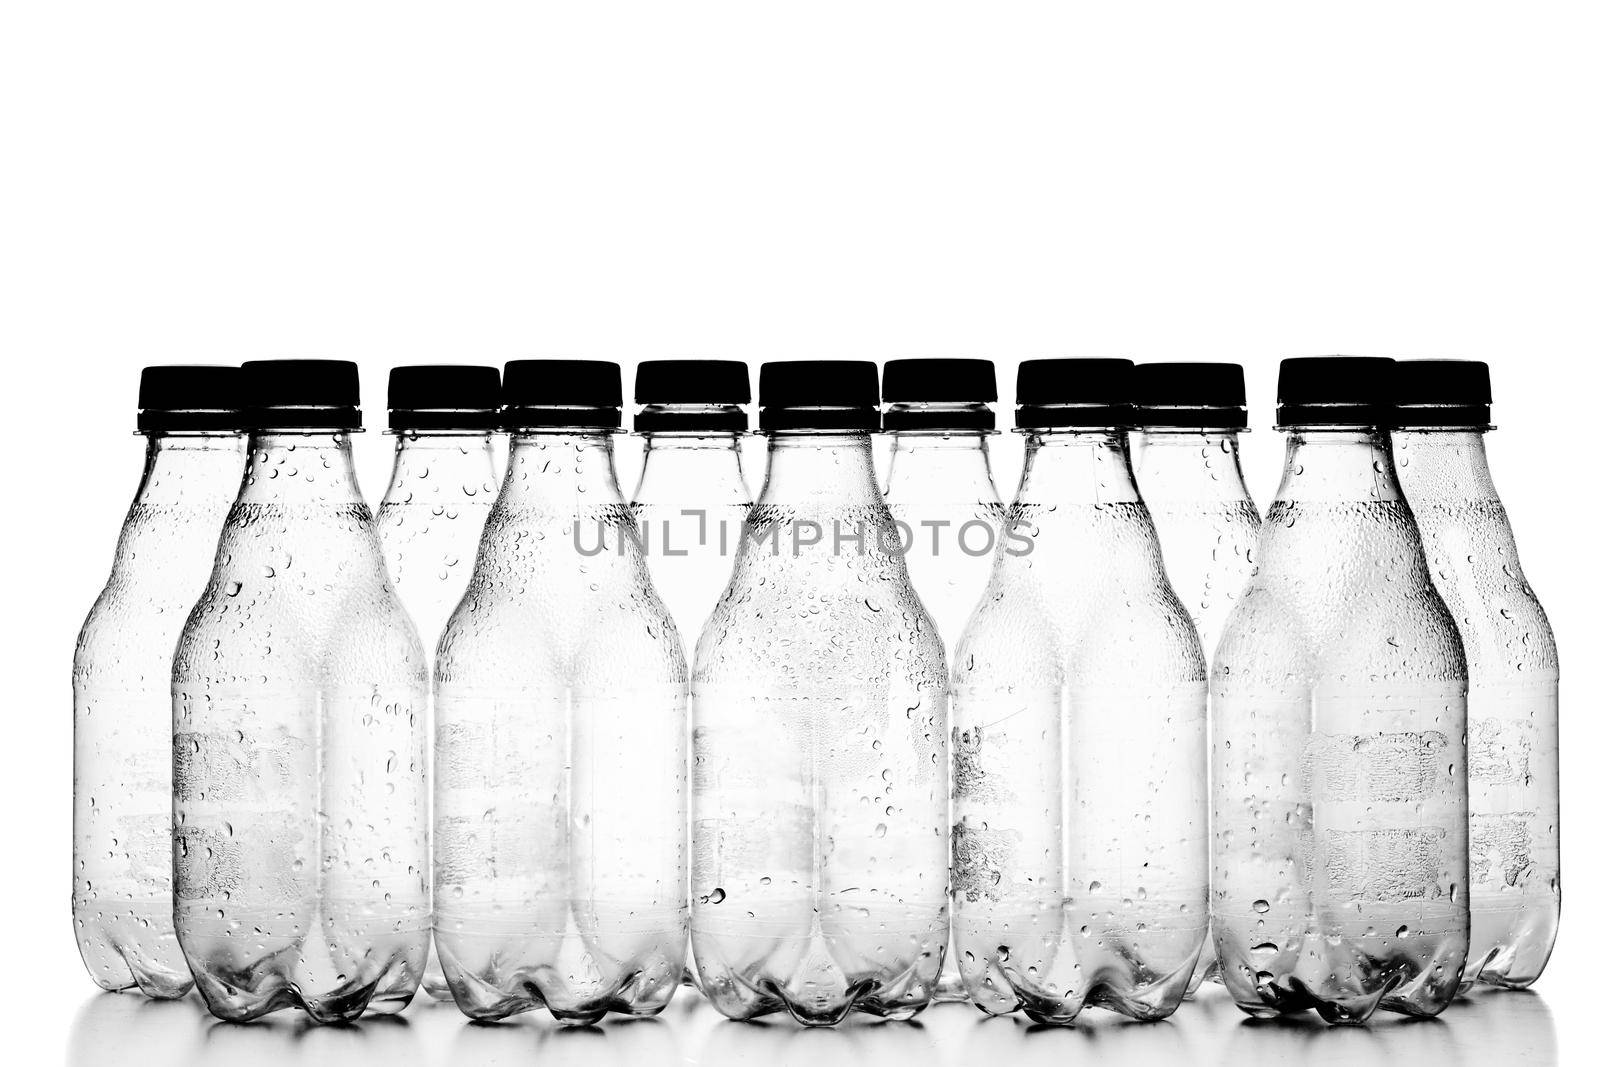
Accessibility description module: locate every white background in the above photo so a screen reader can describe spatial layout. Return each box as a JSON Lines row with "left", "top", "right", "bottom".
{"left": 2, "top": 2, "right": 1595, "bottom": 1064}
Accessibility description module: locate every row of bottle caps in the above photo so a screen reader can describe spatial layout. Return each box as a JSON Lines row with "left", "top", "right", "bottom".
{"left": 133, "top": 356, "right": 1496, "bottom": 433}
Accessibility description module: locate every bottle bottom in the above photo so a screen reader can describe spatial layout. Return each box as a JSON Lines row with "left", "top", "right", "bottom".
{"left": 419, "top": 937, "right": 452, "bottom": 1000}
{"left": 955, "top": 900, "right": 1206, "bottom": 1024}
{"left": 1183, "top": 936, "right": 1222, "bottom": 997}
{"left": 177, "top": 900, "right": 428, "bottom": 1023}
{"left": 435, "top": 901, "right": 687, "bottom": 1023}
{"left": 691, "top": 904, "right": 944, "bottom": 1026}
{"left": 74, "top": 899, "right": 194, "bottom": 999}
{"left": 1461, "top": 893, "right": 1559, "bottom": 992}
{"left": 1214, "top": 903, "right": 1467, "bottom": 1024}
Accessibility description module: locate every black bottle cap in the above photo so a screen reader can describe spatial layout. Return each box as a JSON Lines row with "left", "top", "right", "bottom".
{"left": 1134, "top": 362, "right": 1248, "bottom": 430}
{"left": 1014, "top": 358, "right": 1136, "bottom": 429}
{"left": 882, "top": 359, "right": 998, "bottom": 431}
{"left": 1392, "top": 360, "right": 1492, "bottom": 428}
{"left": 137, "top": 365, "right": 242, "bottom": 433}
{"left": 633, "top": 360, "right": 750, "bottom": 433}
{"left": 1276, "top": 356, "right": 1395, "bottom": 428}
{"left": 241, "top": 359, "right": 362, "bottom": 431}
{"left": 502, "top": 359, "right": 623, "bottom": 430}
{"left": 758, "top": 360, "right": 881, "bottom": 432}
{"left": 387, "top": 365, "right": 501, "bottom": 431}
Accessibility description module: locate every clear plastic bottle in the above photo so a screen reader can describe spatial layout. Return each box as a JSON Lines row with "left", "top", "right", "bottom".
{"left": 1212, "top": 356, "right": 1469, "bottom": 1023}
{"left": 880, "top": 357, "right": 1003, "bottom": 1004}
{"left": 628, "top": 359, "right": 753, "bottom": 995}
{"left": 629, "top": 359, "right": 753, "bottom": 646}
{"left": 1133, "top": 361, "right": 1262, "bottom": 995}
{"left": 692, "top": 360, "right": 948, "bottom": 1025}
{"left": 433, "top": 360, "right": 688, "bottom": 1023}
{"left": 1392, "top": 359, "right": 1558, "bottom": 990}
{"left": 952, "top": 358, "right": 1208, "bottom": 1024}
{"left": 172, "top": 360, "right": 429, "bottom": 1023}
{"left": 375, "top": 364, "right": 501, "bottom": 1001}
{"left": 74, "top": 366, "right": 243, "bottom": 998}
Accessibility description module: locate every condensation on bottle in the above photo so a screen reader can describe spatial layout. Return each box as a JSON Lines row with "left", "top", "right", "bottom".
{"left": 880, "top": 358, "right": 1004, "bottom": 1004}
{"left": 432, "top": 360, "right": 688, "bottom": 1023}
{"left": 375, "top": 364, "right": 502, "bottom": 1001}
{"left": 1393, "top": 359, "right": 1558, "bottom": 991}
{"left": 692, "top": 361, "right": 948, "bottom": 1026}
{"left": 172, "top": 360, "right": 429, "bottom": 1023}
{"left": 1212, "top": 356, "right": 1469, "bottom": 1024}
{"left": 74, "top": 366, "right": 244, "bottom": 999}
{"left": 953, "top": 358, "right": 1209, "bottom": 1025}
{"left": 1133, "top": 361, "right": 1263, "bottom": 996}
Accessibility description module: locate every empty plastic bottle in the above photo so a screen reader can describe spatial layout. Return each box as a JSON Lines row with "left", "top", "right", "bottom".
{"left": 952, "top": 358, "right": 1208, "bottom": 1024}
{"left": 433, "top": 360, "right": 688, "bottom": 1023}
{"left": 74, "top": 365, "right": 244, "bottom": 998}
{"left": 375, "top": 364, "right": 501, "bottom": 1001}
{"left": 880, "top": 357, "right": 1003, "bottom": 1003}
{"left": 1212, "top": 356, "right": 1469, "bottom": 1023}
{"left": 629, "top": 359, "right": 753, "bottom": 644}
{"left": 172, "top": 359, "right": 429, "bottom": 1023}
{"left": 1133, "top": 361, "right": 1262, "bottom": 995}
{"left": 692, "top": 360, "right": 947, "bottom": 1025}
{"left": 1393, "top": 359, "right": 1558, "bottom": 990}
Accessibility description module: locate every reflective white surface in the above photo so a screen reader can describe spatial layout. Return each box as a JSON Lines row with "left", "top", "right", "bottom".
{"left": 62, "top": 985, "right": 1558, "bottom": 1067}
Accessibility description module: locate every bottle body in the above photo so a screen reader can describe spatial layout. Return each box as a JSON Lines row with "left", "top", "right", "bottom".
{"left": 433, "top": 433, "right": 688, "bottom": 1023}
{"left": 882, "top": 430, "right": 1003, "bottom": 1003}
{"left": 172, "top": 433, "right": 429, "bottom": 1023}
{"left": 1211, "top": 430, "right": 1469, "bottom": 1023}
{"left": 953, "top": 431, "right": 1208, "bottom": 1023}
{"left": 376, "top": 431, "right": 500, "bottom": 999}
{"left": 73, "top": 432, "right": 244, "bottom": 997}
{"left": 1395, "top": 430, "right": 1558, "bottom": 990}
{"left": 692, "top": 433, "right": 948, "bottom": 1025}
{"left": 1136, "top": 429, "right": 1262, "bottom": 994}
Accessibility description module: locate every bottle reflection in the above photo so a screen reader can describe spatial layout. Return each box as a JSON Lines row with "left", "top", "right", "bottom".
{"left": 1217, "top": 991, "right": 1555, "bottom": 1067}
{"left": 64, "top": 986, "right": 1556, "bottom": 1067}
{"left": 699, "top": 1012, "right": 937, "bottom": 1067}
{"left": 450, "top": 1011, "right": 682, "bottom": 1067}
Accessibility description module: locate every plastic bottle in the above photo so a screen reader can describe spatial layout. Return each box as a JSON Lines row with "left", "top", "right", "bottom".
{"left": 692, "top": 360, "right": 948, "bottom": 1025}
{"left": 172, "top": 359, "right": 429, "bottom": 1023}
{"left": 375, "top": 364, "right": 501, "bottom": 1000}
{"left": 433, "top": 359, "right": 688, "bottom": 1023}
{"left": 952, "top": 358, "right": 1208, "bottom": 1024}
{"left": 1392, "top": 359, "right": 1558, "bottom": 990}
{"left": 880, "top": 357, "right": 1003, "bottom": 1003}
{"left": 1133, "top": 361, "right": 1262, "bottom": 994}
{"left": 74, "top": 365, "right": 243, "bottom": 998}
{"left": 1211, "top": 356, "right": 1469, "bottom": 1023}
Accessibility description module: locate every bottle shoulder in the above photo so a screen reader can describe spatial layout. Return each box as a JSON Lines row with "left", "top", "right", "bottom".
{"left": 1408, "top": 500, "right": 1558, "bottom": 676}
{"left": 174, "top": 507, "right": 420, "bottom": 683}
{"left": 954, "top": 559, "right": 1205, "bottom": 688}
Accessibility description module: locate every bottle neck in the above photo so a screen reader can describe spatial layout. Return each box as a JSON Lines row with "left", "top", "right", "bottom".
{"left": 135, "top": 432, "right": 245, "bottom": 506}
{"left": 239, "top": 431, "right": 366, "bottom": 507}
{"left": 380, "top": 431, "right": 499, "bottom": 506}
{"left": 1392, "top": 429, "right": 1499, "bottom": 503}
{"left": 500, "top": 431, "right": 627, "bottom": 510}
{"left": 631, "top": 433, "right": 751, "bottom": 506}
{"left": 883, "top": 431, "right": 1001, "bottom": 505}
{"left": 1016, "top": 430, "right": 1141, "bottom": 506}
{"left": 757, "top": 432, "right": 884, "bottom": 508}
{"left": 1272, "top": 429, "right": 1404, "bottom": 504}
{"left": 1135, "top": 430, "right": 1252, "bottom": 505}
